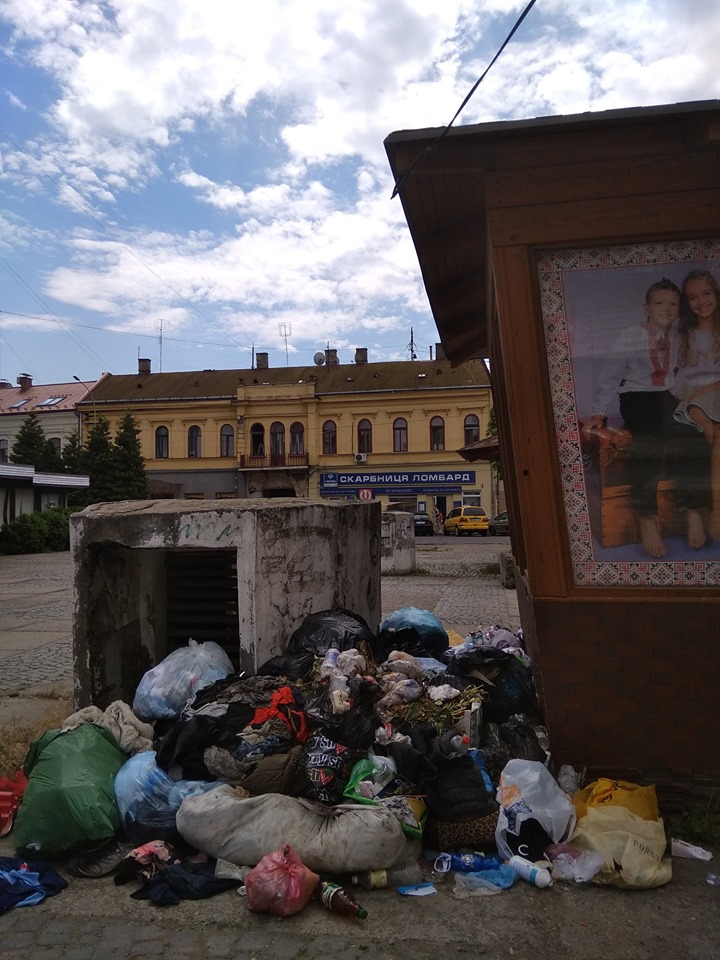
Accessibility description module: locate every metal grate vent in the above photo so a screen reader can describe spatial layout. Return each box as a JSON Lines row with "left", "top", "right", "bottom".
{"left": 165, "top": 549, "right": 240, "bottom": 669}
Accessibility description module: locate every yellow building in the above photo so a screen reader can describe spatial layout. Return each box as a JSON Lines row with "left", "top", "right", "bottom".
{"left": 80, "top": 350, "right": 495, "bottom": 516}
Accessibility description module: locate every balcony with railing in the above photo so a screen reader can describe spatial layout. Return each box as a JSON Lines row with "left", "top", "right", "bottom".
{"left": 239, "top": 452, "right": 309, "bottom": 470}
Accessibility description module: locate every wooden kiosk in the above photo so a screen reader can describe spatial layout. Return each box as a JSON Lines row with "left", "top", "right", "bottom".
{"left": 386, "top": 101, "right": 720, "bottom": 796}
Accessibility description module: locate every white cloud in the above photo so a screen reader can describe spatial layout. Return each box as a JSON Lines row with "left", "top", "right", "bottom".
{"left": 2, "top": 0, "right": 720, "bottom": 380}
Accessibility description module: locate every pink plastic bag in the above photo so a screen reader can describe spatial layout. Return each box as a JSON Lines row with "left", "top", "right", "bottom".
{"left": 245, "top": 844, "right": 320, "bottom": 916}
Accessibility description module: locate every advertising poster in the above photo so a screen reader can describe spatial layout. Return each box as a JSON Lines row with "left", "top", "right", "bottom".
{"left": 537, "top": 239, "right": 720, "bottom": 587}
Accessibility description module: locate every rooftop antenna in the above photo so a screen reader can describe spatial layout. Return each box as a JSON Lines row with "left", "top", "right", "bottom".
{"left": 408, "top": 327, "right": 417, "bottom": 361}
{"left": 279, "top": 322, "right": 292, "bottom": 366}
{"left": 251, "top": 343, "right": 255, "bottom": 369}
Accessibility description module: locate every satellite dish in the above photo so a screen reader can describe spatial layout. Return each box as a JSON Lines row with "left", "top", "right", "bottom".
{"left": 313, "top": 352, "right": 326, "bottom": 366}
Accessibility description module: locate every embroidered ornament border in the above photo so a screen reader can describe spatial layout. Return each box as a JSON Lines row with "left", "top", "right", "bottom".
{"left": 536, "top": 239, "right": 720, "bottom": 587}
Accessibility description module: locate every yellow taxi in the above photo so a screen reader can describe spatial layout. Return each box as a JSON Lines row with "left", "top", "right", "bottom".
{"left": 443, "top": 506, "right": 489, "bottom": 536}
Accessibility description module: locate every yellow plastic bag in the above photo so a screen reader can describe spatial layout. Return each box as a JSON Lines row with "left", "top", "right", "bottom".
{"left": 571, "top": 806, "right": 671, "bottom": 889}
{"left": 573, "top": 778, "right": 659, "bottom": 822}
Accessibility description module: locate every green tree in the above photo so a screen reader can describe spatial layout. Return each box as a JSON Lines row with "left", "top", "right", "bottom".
{"left": 38, "top": 438, "right": 64, "bottom": 473}
{"left": 62, "top": 429, "right": 87, "bottom": 475}
{"left": 114, "top": 414, "right": 149, "bottom": 500}
{"left": 84, "top": 415, "right": 118, "bottom": 504}
{"left": 486, "top": 405, "right": 498, "bottom": 438}
{"left": 10, "top": 413, "right": 47, "bottom": 468}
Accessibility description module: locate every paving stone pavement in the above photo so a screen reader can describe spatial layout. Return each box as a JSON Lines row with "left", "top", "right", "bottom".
{"left": 0, "top": 544, "right": 718, "bottom": 959}
{"left": 0, "top": 541, "right": 518, "bottom": 694}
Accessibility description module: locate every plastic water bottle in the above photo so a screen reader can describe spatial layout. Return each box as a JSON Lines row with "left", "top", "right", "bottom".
{"left": 319, "top": 646, "right": 340, "bottom": 678}
{"left": 508, "top": 855, "right": 553, "bottom": 888}
{"left": 450, "top": 852, "right": 492, "bottom": 873}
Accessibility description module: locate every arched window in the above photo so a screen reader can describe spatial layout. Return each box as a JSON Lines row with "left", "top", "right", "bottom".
{"left": 464, "top": 414, "right": 480, "bottom": 446}
{"left": 357, "top": 418, "right": 372, "bottom": 454}
{"left": 393, "top": 417, "right": 408, "bottom": 453}
{"left": 270, "top": 421, "right": 285, "bottom": 461}
{"left": 430, "top": 416, "right": 445, "bottom": 451}
{"left": 155, "top": 426, "right": 169, "bottom": 459}
{"left": 290, "top": 422, "right": 305, "bottom": 455}
{"left": 322, "top": 420, "right": 337, "bottom": 455}
{"left": 188, "top": 425, "right": 202, "bottom": 458}
{"left": 250, "top": 423, "right": 265, "bottom": 456}
{"left": 50, "top": 437, "right": 62, "bottom": 454}
{"left": 0, "top": 439, "right": 8, "bottom": 463}
{"left": 220, "top": 424, "right": 234, "bottom": 457}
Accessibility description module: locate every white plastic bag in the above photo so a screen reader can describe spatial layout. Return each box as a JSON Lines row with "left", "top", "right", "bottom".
{"left": 495, "top": 759, "right": 576, "bottom": 861}
{"left": 133, "top": 639, "right": 234, "bottom": 720}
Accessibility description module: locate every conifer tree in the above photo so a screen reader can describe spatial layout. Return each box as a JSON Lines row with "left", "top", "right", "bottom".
{"left": 61, "top": 429, "right": 87, "bottom": 475}
{"left": 38, "top": 438, "right": 64, "bottom": 473}
{"left": 114, "top": 414, "right": 149, "bottom": 500}
{"left": 84, "top": 415, "right": 118, "bottom": 504}
{"left": 10, "top": 413, "right": 48, "bottom": 469}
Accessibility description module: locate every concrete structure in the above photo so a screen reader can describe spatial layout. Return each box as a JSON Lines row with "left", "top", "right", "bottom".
{"left": 76, "top": 354, "right": 496, "bottom": 516}
{"left": 380, "top": 511, "right": 415, "bottom": 574}
{"left": 69, "top": 498, "right": 380, "bottom": 707}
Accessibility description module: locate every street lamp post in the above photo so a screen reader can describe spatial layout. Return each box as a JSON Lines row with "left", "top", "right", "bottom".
{"left": 73, "top": 375, "right": 97, "bottom": 443}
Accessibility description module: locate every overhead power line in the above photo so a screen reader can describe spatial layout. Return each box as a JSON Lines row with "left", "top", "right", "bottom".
{"left": 391, "top": 0, "right": 540, "bottom": 199}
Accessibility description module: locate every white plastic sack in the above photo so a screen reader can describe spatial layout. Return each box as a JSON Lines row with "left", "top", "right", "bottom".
{"left": 176, "top": 784, "right": 409, "bottom": 873}
{"left": 495, "top": 759, "right": 576, "bottom": 861}
{"left": 133, "top": 639, "right": 234, "bottom": 720}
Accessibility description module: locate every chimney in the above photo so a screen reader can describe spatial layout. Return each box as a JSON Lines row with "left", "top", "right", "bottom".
{"left": 256, "top": 352, "right": 269, "bottom": 369}
{"left": 17, "top": 373, "right": 33, "bottom": 391}
{"left": 435, "top": 342, "right": 446, "bottom": 360}
{"left": 138, "top": 358, "right": 151, "bottom": 375}
{"left": 0, "top": 379, "right": 13, "bottom": 389}
{"left": 325, "top": 348, "right": 339, "bottom": 365}
{"left": 354, "top": 347, "right": 368, "bottom": 364}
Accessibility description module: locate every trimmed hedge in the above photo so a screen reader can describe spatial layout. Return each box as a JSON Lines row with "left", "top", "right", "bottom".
{"left": 0, "top": 507, "right": 76, "bottom": 555}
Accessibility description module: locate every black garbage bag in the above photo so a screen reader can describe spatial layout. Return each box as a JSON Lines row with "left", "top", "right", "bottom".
{"left": 445, "top": 646, "right": 538, "bottom": 723}
{"left": 286, "top": 608, "right": 382, "bottom": 663}
{"left": 377, "top": 625, "right": 436, "bottom": 660}
{"left": 498, "top": 715, "right": 546, "bottom": 764}
{"left": 480, "top": 716, "right": 546, "bottom": 786}
{"left": 296, "top": 734, "right": 359, "bottom": 805}
{"left": 256, "top": 651, "right": 316, "bottom": 681}
{"left": 305, "top": 675, "right": 382, "bottom": 749}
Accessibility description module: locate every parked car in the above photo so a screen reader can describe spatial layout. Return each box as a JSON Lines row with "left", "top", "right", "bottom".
{"left": 489, "top": 511, "right": 510, "bottom": 536}
{"left": 413, "top": 512, "right": 435, "bottom": 536}
{"left": 443, "top": 506, "right": 489, "bottom": 536}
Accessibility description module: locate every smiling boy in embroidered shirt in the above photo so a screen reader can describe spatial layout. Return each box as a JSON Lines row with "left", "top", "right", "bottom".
{"left": 586, "top": 278, "right": 705, "bottom": 558}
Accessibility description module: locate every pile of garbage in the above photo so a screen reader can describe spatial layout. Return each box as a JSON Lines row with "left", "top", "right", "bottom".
{"left": 0, "top": 605, "right": 692, "bottom": 917}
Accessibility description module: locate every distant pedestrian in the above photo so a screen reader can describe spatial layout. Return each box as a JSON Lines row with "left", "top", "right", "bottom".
{"left": 433, "top": 506, "right": 444, "bottom": 533}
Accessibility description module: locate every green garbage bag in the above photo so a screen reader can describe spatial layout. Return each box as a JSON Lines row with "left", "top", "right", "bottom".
{"left": 14, "top": 723, "right": 127, "bottom": 857}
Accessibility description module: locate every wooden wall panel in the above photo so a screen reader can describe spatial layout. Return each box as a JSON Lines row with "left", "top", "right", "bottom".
{"left": 490, "top": 245, "right": 571, "bottom": 596}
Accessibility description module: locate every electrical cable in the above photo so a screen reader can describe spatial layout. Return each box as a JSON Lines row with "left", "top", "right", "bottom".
{"left": 391, "top": 0, "right": 540, "bottom": 199}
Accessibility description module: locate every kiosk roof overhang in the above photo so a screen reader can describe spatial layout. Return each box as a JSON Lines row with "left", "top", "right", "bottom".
{"left": 384, "top": 99, "right": 720, "bottom": 365}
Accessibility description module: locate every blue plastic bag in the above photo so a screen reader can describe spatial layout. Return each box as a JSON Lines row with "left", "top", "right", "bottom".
{"left": 380, "top": 608, "right": 449, "bottom": 657}
{"left": 114, "top": 751, "right": 220, "bottom": 842}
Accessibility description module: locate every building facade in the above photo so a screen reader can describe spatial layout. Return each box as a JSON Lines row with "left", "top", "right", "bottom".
{"left": 78, "top": 351, "right": 495, "bottom": 516}
{"left": 0, "top": 374, "right": 95, "bottom": 519}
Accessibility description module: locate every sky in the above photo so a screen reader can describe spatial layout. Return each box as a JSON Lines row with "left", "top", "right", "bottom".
{"left": 1, "top": 0, "right": 719, "bottom": 386}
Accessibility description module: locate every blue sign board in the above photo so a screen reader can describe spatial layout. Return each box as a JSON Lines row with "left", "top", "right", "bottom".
{"left": 320, "top": 470, "right": 475, "bottom": 497}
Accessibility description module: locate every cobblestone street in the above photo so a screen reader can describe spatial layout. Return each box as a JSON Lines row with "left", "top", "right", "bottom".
{"left": 1, "top": 543, "right": 716, "bottom": 960}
